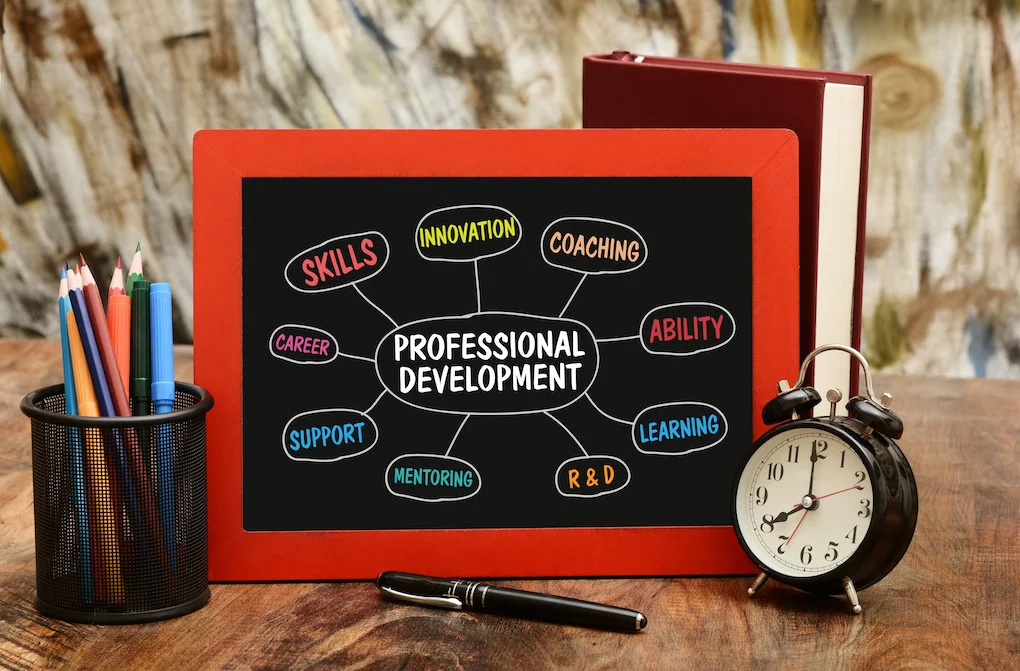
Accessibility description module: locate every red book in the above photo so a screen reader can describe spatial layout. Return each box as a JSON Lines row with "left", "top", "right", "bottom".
{"left": 583, "top": 52, "right": 872, "bottom": 403}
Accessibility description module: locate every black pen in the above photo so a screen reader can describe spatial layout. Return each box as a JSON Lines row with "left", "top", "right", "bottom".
{"left": 376, "top": 572, "right": 647, "bottom": 632}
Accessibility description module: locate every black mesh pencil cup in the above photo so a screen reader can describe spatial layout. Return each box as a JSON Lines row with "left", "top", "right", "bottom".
{"left": 21, "top": 383, "right": 213, "bottom": 624}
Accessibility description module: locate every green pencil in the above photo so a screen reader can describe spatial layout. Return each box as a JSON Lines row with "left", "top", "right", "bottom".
{"left": 126, "top": 243, "right": 144, "bottom": 298}
{"left": 130, "top": 280, "right": 152, "bottom": 457}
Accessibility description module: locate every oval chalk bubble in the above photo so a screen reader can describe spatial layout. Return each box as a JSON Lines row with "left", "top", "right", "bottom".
{"left": 282, "top": 408, "right": 379, "bottom": 463}
{"left": 284, "top": 231, "right": 389, "bottom": 293}
{"left": 632, "top": 401, "right": 729, "bottom": 456}
{"left": 385, "top": 453, "right": 482, "bottom": 502}
{"left": 640, "top": 302, "right": 736, "bottom": 356}
{"left": 269, "top": 324, "right": 340, "bottom": 365}
{"left": 541, "top": 217, "right": 648, "bottom": 275}
{"left": 415, "top": 204, "right": 522, "bottom": 262}
{"left": 555, "top": 455, "right": 631, "bottom": 498}
{"left": 374, "top": 311, "right": 600, "bottom": 415}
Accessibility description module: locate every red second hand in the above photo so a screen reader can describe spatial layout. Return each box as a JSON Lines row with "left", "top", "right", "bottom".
{"left": 792, "top": 484, "right": 864, "bottom": 508}
{"left": 785, "top": 509, "right": 809, "bottom": 547}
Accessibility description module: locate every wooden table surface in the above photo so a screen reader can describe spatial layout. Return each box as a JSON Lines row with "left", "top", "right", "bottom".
{"left": 1, "top": 338, "right": 1017, "bottom": 669}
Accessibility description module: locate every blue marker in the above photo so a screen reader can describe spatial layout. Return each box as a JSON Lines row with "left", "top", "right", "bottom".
{"left": 59, "top": 269, "right": 93, "bottom": 603}
{"left": 150, "top": 283, "right": 176, "bottom": 566}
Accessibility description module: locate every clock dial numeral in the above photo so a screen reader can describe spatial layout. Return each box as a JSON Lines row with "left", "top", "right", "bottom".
{"left": 799, "top": 545, "right": 812, "bottom": 565}
{"left": 845, "top": 525, "right": 858, "bottom": 543}
{"left": 858, "top": 499, "right": 872, "bottom": 518}
{"left": 755, "top": 486, "right": 768, "bottom": 506}
{"left": 787, "top": 444, "right": 799, "bottom": 463}
{"left": 840, "top": 450, "right": 846, "bottom": 468}
{"left": 760, "top": 514, "right": 775, "bottom": 533}
{"left": 813, "top": 439, "right": 828, "bottom": 459}
{"left": 777, "top": 536, "right": 789, "bottom": 554}
{"left": 767, "top": 463, "right": 784, "bottom": 481}
{"left": 824, "top": 541, "right": 839, "bottom": 561}
{"left": 855, "top": 470, "right": 866, "bottom": 485}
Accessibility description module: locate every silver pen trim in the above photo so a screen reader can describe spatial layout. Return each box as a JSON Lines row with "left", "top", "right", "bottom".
{"left": 380, "top": 585, "right": 463, "bottom": 610}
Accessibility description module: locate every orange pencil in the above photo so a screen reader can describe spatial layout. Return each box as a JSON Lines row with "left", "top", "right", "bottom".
{"left": 107, "top": 293, "right": 131, "bottom": 398}
{"left": 67, "top": 309, "right": 125, "bottom": 603}
{"left": 108, "top": 257, "right": 125, "bottom": 298}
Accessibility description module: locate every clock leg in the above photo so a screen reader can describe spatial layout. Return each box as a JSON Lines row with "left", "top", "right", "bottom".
{"left": 747, "top": 572, "right": 768, "bottom": 597}
{"left": 842, "top": 576, "right": 862, "bottom": 614}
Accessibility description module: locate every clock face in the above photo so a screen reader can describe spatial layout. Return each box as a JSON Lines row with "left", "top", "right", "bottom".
{"left": 734, "top": 427, "right": 875, "bottom": 578}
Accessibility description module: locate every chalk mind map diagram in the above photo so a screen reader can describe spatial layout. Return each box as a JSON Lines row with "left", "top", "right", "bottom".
{"left": 269, "top": 205, "right": 737, "bottom": 503}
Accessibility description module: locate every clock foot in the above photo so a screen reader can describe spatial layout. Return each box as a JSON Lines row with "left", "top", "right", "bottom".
{"left": 747, "top": 572, "right": 768, "bottom": 597}
{"left": 842, "top": 576, "right": 862, "bottom": 614}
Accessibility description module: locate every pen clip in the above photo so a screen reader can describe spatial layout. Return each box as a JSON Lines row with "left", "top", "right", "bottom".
{"left": 380, "top": 585, "right": 463, "bottom": 610}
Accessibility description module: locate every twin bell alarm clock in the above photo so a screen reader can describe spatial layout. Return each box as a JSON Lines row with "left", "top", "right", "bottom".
{"left": 732, "top": 344, "right": 918, "bottom": 614}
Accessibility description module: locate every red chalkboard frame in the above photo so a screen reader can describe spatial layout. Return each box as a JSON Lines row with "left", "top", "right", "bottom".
{"left": 193, "top": 129, "right": 800, "bottom": 580}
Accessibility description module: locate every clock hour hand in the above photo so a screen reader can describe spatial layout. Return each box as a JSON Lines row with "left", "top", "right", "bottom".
{"left": 772, "top": 504, "right": 805, "bottom": 524}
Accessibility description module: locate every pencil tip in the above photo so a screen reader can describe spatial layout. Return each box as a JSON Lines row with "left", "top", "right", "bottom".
{"left": 116, "top": 256, "right": 123, "bottom": 269}
{"left": 61, "top": 267, "right": 66, "bottom": 279}
{"left": 64, "top": 260, "right": 71, "bottom": 271}
{"left": 136, "top": 242, "right": 141, "bottom": 252}
{"left": 79, "top": 253, "right": 86, "bottom": 266}
{"left": 75, "top": 263, "right": 81, "bottom": 274}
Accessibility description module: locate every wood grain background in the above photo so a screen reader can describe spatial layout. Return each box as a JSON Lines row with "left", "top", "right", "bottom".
{"left": 0, "top": 0, "right": 1018, "bottom": 377}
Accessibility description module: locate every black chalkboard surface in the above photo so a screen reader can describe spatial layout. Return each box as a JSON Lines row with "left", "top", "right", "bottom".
{"left": 241, "top": 176, "right": 752, "bottom": 532}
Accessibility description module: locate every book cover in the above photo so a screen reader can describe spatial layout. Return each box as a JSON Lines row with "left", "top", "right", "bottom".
{"left": 583, "top": 53, "right": 872, "bottom": 400}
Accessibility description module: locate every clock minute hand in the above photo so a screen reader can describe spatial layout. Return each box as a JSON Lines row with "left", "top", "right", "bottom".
{"left": 807, "top": 442, "right": 818, "bottom": 498}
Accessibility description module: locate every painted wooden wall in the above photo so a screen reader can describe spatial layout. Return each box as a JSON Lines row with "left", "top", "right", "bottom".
{"left": 0, "top": 0, "right": 1018, "bottom": 377}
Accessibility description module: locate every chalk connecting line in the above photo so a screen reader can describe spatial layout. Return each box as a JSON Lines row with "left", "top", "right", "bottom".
{"left": 445, "top": 415, "right": 471, "bottom": 456}
{"left": 558, "top": 273, "right": 587, "bottom": 318}
{"left": 364, "top": 389, "right": 389, "bottom": 415}
{"left": 340, "top": 351, "right": 376, "bottom": 364}
{"left": 474, "top": 260, "right": 482, "bottom": 314}
{"left": 585, "top": 393, "right": 631, "bottom": 425}
{"left": 544, "top": 411, "right": 590, "bottom": 457}
{"left": 353, "top": 284, "right": 398, "bottom": 328}
{"left": 595, "top": 334, "right": 640, "bottom": 344}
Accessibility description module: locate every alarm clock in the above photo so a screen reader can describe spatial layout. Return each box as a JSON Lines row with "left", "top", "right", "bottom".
{"left": 732, "top": 344, "right": 918, "bottom": 614}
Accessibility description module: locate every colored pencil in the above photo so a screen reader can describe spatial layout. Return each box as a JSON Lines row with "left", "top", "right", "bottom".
{"left": 59, "top": 270, "right": 76, "bottom": 409}
{"left": 79, "top": 256, "right": 131, "bottom": 417}
{"left": 150, "top": 283, "right": 175, "bottom": 416}
{"left": 130, "top": 280, "right": 152, "bottom": 467}
{"left": 150, "top": 282, "right": 176, "bottom": 566}
{"left": 69, "top": 264, "right": 139, "bottom": 590}
{"left": 126, "top": 243, "right": 143, "bottom": 298}
{"left": 68, "top": 309, "right": 124, "bottom": 603}
{"left": 67, "top": 264, "right": 116, "bottom": 418}
{"left": 108, "top": 257, "right": 125, "bottom": 297}
{"left": 60, "top": 272, "right": 93, "bottom": 603}
{"left": 85, "top": 256, "right": 175, "bottom": 580}
{"left": 107, "top": 293, "right": 131, "bottom": 398}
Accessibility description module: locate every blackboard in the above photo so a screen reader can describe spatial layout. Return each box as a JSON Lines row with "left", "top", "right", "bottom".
{"left": 241, "top": 176, "right": 752, "bottom": 532}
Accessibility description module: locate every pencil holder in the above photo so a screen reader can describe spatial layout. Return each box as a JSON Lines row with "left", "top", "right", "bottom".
{"left": 21, "top": 382, "right": 213, "bottom": 624}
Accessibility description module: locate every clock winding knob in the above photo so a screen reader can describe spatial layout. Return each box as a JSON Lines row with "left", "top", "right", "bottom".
{"left": 846, "top": 395, "right": 904, "bottom": 439}
{"left": 826, "top": 388, "right": 842, "bottom": 420}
